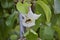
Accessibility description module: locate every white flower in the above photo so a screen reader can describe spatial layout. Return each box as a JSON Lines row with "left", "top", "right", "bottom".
{"left": 22, "top": 7, "right": 41, "bottom": 27}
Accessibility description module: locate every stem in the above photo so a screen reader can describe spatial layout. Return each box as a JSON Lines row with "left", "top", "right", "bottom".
{"left": 19, "top": 0, "right": 24, "bottom": 40}
{"left": 19, "top": 13, "right": 24, "bottom": 39}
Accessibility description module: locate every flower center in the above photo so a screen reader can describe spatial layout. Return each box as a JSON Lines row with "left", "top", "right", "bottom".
{"left": 25, "top": 19, "right": 32, "bottom": 23}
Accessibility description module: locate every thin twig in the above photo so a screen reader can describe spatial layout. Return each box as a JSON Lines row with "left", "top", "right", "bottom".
{"left": 19, "top": 13, "right": 24, "bottom": 40}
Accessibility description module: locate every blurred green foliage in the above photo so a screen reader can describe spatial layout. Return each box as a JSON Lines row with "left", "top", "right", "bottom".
{"left": 0, "top": 0, "right": 60, "bottom": 40}
{"left": 0, "top": 0, "right": 19, "bottom": 40}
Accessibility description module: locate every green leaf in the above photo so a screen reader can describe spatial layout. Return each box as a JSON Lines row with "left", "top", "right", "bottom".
{"left": 16, "top": 2, "right": 31, "bottom": 14}
{"left": 37, "top": 1, "right": 51, "bottom": 23}
{"left": 35, "top": 3, "right": 45, "bottom": 14}
{"left": 6, "top": 11, "right": 18, "bottom": 27}
{"left": 24, "top": 29, "right": 38, "bottom": 40}
{"left": 56, "top": 14, "right": 60, "bottom": 26}
{"left": 53, "top": 26, "right": 60, "bottom": 40}
{"left": 10, "top": 35, "right": 17, "bottom": 40}
{"left": 41, "top": 0, "right": 49, "bottom": 4}
{"left": 1, "top": 0, "right": 14, "bottom": 8}
{"left": 40, "top": 26, "right": 54, "bottom": 40}
{"left": 32, "top": 1, "right": 46, "bottom": 31}
{"left": 14, "top": 25, "right": 20, "bottom": 32}
{"left": 51, "top": 14, "right": 60, "bottom": 26}
{"left": 14, "top": 25, "right": 20, "bottom": 35}
{"left": 32, "top": 15, "right": 46, "bottom": 31}
{"left": 1, "top": 0, "right": 8, "bottom": 8}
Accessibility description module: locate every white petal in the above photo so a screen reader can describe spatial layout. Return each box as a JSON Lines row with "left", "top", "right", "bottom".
{"left": 21, "top": 7, "right": 42, "bottom": 27}
{"left": 33, "top": 14, "right": 41, "bottom": 20}
{"left": 22, "top": 22, "right": 28, "bottom": 27}
{"left": 27, "top": 22, "right": 35, "bottom": 27}
{"left": 27, "top": 7, "right": 34, "bottom": 18}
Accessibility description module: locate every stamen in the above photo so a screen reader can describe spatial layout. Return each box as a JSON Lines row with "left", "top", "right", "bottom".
{"left": 25, "top": 19, "right": 31, "bottom": 23}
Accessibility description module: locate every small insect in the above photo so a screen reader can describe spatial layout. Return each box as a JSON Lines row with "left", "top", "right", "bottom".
{"left": 25, "top": 19, "right": 31, "bottom": 23}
